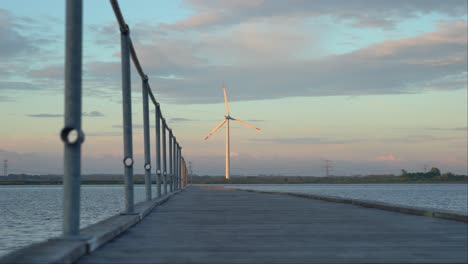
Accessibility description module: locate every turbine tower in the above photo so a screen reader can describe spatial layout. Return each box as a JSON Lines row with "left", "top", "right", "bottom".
{"left": 204, "top": 83, "right": 261, "bottom": 180}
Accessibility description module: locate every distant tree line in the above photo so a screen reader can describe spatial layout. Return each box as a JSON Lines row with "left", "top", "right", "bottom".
{"left": 1, "top": 168, "right": 466, "bottom": 185}
{"left": 192, "top": 169, "right": 467, "bottom": 184}
{"left": 400, "top": 167, "right": 466, "bottom": 182}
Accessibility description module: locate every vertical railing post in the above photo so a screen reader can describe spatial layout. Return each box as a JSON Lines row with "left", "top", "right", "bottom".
{"left": 183, "top": 158, "right": 186, "bottom": 189}
{"left": 169, "top": 129, "right": 173, "bottom": 192}
{"left": 181, "top": 158, "right": 184, "bottom": 189}
{"left": 174, "top": 140, "right": 178, "bottom": 190}
{"left": 184, "top": 159, "right": 187, "bottom": 187}
{"left": 155, "top": 104, "right": 161, "bottom": 198}
{"left": 178, "top": 145, "right": 182, "bottom": 190}
{"left": 162, "top": 119, "right": 167, "bottom": 195}
{"left": 62, "top": 0, "right": 83, "bottom": 238}
{"left": 142, "top": 76, "right": 152, "bottom": 201}
{"left": 181, "top": 157, "right": 183, "bottom": 189}
{"left": 174, "top": 136, "right": 177, "bottom": 191}
{"left": 120, "top": 23, "right": 134, "bottom": 213}
{"left": 182, "top": 152, "right": 184, "bottom": 189}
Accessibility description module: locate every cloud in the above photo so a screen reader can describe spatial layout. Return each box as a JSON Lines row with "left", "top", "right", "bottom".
{"left": 251, "top": 137, "right": 362, "bottom": 145}
{"left": 0, "top": 81, "right": 37, "bottom": 91}
{"left": 84, "top": 61, "right": 121, "bottom": 80}
{"left": 26, "top": 111, "right": 104, "bottom": 118}
{"left": 112, "top": 124, "right": 144, "bottom": 129}
{"left": 88, "top": 20, "right": 466, "bottom": 104}
{"left": 382, "top": 134, "right": 453, "bottom": 143}
{"left": 0, "top": 9, "right": 38, "bottom": 58}
{"left": 28, "top": 64, "right": 63, "bottom": 79}
{"left": 167, "top": 0, "right": 467, "bottom": 31}
{"left": 0, "top": 95, "right": 15, "bottom": 102}
{"left": 26, "top": 113, "right": 62, "bottom": 118}
{"left": 355, "top": 21, "right": 466, "bottom": 62}
{"left": 0, "top": 148, "right": 62, "bottom": 174}
{"left": 168, "top": 117, "right": 196, "bottom": 122}
{"left": 83, "top": 111, "right": 104, "bottom": 117}
{"left": 424, "top": 126, "right": 467, "bottom": 131}
{"left": 86, "top": 132, "right": 121, "bottom": 137}
{"left": 0, "top": 9, "right": 60, "bottom": 62}
{"left": 376, "top": 154, "right": 400, "bottom": 161}
{"left": 0, "top": 8, "right": 64, "bottom": 99}
{"left": 25, "top": 3, "right": 462, "bottom": 102}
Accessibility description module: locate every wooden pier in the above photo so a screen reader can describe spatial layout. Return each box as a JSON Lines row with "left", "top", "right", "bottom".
{"left": 75, "top": 186, "right": 467, "bottom": 264}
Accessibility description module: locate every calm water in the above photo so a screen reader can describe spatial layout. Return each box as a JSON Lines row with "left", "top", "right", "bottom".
{"left": 230, "top": 184, "right": 468, "bottom": 214}
{"left": 0, "top": 185, "right": 154, "bottom": 257}
{"left": 0, "top": 184, "right": 467, "bottom": 257}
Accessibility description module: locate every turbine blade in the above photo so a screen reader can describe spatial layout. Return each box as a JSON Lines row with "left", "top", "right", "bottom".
{"left": 204, "top": 119, "right": 227, "bottom": 140}
{"left": 223, "top": 83, "right": 230, "bottom": 115}
{"left": 232, "top": 118, "right": 261, "bottom": 131}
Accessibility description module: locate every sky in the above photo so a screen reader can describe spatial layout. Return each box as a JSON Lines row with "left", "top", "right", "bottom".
{"left": 0, "top": 0, "right": 467, "bottom": 176}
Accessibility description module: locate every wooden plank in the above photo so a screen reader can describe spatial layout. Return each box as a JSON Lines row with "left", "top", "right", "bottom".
{"left": 77, "top": 187, "right": 468, "bottom": 264}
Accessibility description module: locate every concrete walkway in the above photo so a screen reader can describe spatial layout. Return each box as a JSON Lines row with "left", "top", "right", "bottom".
{"left": 77, "top": 186, "right": 468, "bottom": 263}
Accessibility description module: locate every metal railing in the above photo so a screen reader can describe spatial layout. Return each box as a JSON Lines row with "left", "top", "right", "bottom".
{"left": 61, "top": 0, "right": 188, "bottom": 238}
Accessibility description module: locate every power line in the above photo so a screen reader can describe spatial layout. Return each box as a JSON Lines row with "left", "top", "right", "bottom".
{"left": 323, "top": 159, "right": 332, "bottom": 177}
{"left": 3, "top": 160, "right": 8, "bottom": 177}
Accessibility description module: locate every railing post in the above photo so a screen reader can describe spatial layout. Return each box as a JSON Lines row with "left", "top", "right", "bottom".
{"left": 178, "top": 145, "right": 182, "bottom": 190}
{"left": 155, "top": 104, "right": 161, "bottom": 198}
{"left": 183, "top": 159, "right": 187, "bottom": 187}
{"left": 162, "top": 119, "right": 167, "bottom": 195}
{"left": 62, "top": 0, "right": 83, "bottom": 238}
{"left": 142, "top": 76, "right": 152, "bottom": 201}
{"left": 169, "top": 129, "right": 173, "bottom": 192}
{"left": 174, "top": 140, "right": 178, "bottom": 190}
{"left": 182, "top": 158, "right": 186, "bottom": 189}
{"left": 120, "top": 23, "right": 134, "bottom": 213}
{"left": 181, "top": 158, "right": 184, "bottom": 189}
{"left": 181, "top": 157, "right": 183, "bottom": 189}
{"left": 181, "top": 148, "right": 183, "bottom": 189}
{"left": 172, "top": 136, "right": 179, "bottom": 190}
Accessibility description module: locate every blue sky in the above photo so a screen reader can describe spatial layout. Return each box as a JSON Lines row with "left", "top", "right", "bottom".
{"left": 0, "top": 0, "right": 467, "bottom": 176}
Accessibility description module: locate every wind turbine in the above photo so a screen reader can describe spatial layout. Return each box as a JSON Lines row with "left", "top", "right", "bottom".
{"left": 204, "top": 83, "right": 261, "bottom": 180}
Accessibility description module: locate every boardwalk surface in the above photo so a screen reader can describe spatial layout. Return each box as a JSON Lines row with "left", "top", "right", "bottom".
{"left": 77, "top": 186, "right": 468, "bottom": 264}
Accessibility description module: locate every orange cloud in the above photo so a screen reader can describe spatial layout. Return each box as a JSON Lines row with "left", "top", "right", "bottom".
{"left": 375, "top": 154, "right": 400, "bottom": 161}
{"left": 360, "top": 21, "right": 467, "bottom": 59}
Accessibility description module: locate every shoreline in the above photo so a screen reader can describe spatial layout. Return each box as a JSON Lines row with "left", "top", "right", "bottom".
{"left": 1, "top": 174, "right": 467, "bottom": 185}
{"left": 231, "top": 187, "right": 468, "bottom": 222}
{"left": 1, "top": 181, "right": 467, "bottom": 185}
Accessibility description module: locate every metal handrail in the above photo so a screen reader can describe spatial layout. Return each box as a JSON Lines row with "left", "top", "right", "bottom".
{"left": 61, "top": 0, "right": 188, "bottom": 238}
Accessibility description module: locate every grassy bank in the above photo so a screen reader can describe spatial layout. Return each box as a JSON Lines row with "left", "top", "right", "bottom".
{"left": 1, "top": 173, "right": 466, "bottom": 185}
{"left": 192, "top": 175, "right": 468, "bottom": 184}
